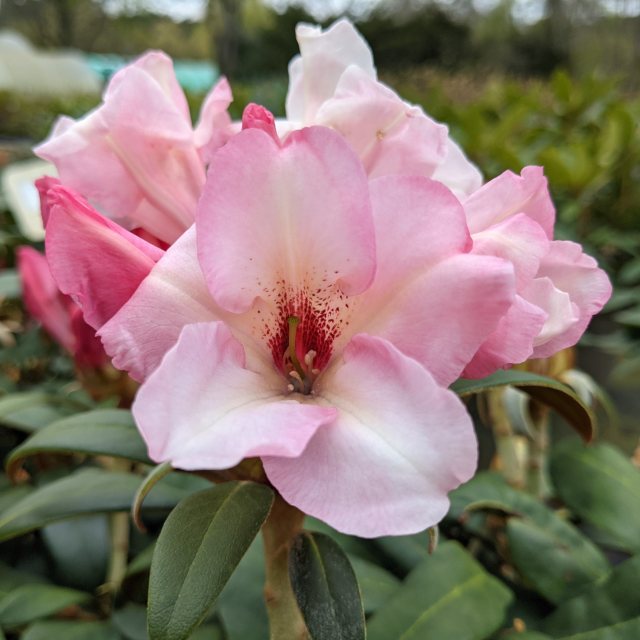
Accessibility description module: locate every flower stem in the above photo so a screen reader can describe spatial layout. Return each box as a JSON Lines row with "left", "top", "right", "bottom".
{"left": 262, "top": 495, "right": 309, "bottom": 640}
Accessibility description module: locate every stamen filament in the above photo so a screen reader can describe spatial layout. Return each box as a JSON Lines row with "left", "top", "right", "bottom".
{"left": 287, "top": 316, "right": 306, "bottom": 381}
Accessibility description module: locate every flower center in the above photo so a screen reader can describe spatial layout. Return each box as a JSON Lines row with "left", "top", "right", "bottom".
{"left": 259, "top": 283, "right": 351, "bottom": 394}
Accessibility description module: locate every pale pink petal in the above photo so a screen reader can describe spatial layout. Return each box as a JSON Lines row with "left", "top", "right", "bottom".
{"left": 98, "top": 226, "right": 220, "bottom": 381}
{"left": 522, "top": 276, "right": 578, "bottom": 352}
{"left": 17, "top": 246, "right": 75, "bottom": 353}
{"left": 463, "top": 166, "right": 555, "bottom": 238}
{"left": 347, "top": 177, "right": 515, "bottom": 386}
{"left": 132, "top": 322, "right": 337, "bottom": 470}
{"left": 106, "top": 51, "right": 190, "bottom": 121}
{"left": 197, "top": 126, "right": 375, "bottom": 313}
{"left": 36, "top": 52, "right": 205, "bottom": 244}
{"left": 471, "top": 213, "right": 549, "bottom": 288}
{"left": 315, "top": 66, "right": 447, "bottom": 179}
{"left": 529, "top": 241, "right": 612, "bottom": 358}
{"left": 431, "top": 137, "right": 483, "bottom": 199}
{"left": 462, "top": 295, "right": 547, "bottom": 378}
{"left": 264, "top": 334, "right": 477, "bottom": 538}
{"left": 286, "top": 19, "right": 376, "bottom": 122}
{"left": 194, "top": 76, "right": 234, "bottom": 163}
{"left": 44, "top": 184, "right": 163, "bottom": 330}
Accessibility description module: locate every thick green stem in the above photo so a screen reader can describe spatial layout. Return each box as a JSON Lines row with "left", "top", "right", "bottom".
{"left": 262, "top": 496, "right": 309, "bottom": 640}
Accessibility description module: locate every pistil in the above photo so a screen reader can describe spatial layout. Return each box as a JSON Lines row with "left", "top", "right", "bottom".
{"left": 284, "top": 316, "right": 314, "bottom": 395}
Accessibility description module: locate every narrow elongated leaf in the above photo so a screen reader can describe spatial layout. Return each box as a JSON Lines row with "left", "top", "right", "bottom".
{"left": 289, "top": 531, "right": 365, "bottom": 640}
{"left": 22, "top": 621, "right": 120, "bottom": 640}
{"left": 550, "top": 442, "right": 640, "bottom": 553}
{"left": 132, "top": 462, "right": 173, "bottom": 531}
{"left": 542, "top": 556, "right": 640, "bottom": 637}
{"left": 148, "top": 481, "right": 274, "bottom": 640}
{"left": 6, "top": 409, "right": 151, "bottom": 478}
{"left": 452, "top": 370, "right": 594, "bottom": 441}
{"left": 0, "top": 392, "right": 88, "bottom": 432}
{"left": 557, "top": 617, "right": 640, "bottom": 639}
{"left": 367, "top": 542, "right": 513, "bottom": 640}
{"left": 0, "top": 583, "right": 90, "bottom": 628}
{"left": 373, "top": 531, "right": 430, "bottom": 574}
{"left": 507, "top": 518, "right": 609, "bottom": 604}
{"left": 0, "top": 468, "right": 196, "bottom": 542}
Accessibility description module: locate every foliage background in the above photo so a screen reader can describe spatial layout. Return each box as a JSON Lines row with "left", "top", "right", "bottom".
{"left": 0, "top": 1, "right": 639, "bottom": 638}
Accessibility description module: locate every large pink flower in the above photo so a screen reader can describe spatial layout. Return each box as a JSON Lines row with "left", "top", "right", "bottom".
{"left": 93, "top": 120, "right": 517, "bottom": 537}
{"left": 284, "top": 19, "right": 482, "bottom": 197}
{"left": 35, "top": 52, "right": 233, "bottom": 244}
{"left": 462, "top": 167, "right": 612, "bottom": 377}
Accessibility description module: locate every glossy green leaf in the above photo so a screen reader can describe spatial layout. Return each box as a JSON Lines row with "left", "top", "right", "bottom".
{"left": 367, "top": 542, "right": 513, "bottom": 640}
{"left": 550, "top": 442, "right": 640, "bottom": 553}
{"left": 289, "top": 531, "right": 365, "bottom": 640}
{"left": 452, "top": 370, "right": 595, "bottom": 441}
{"left": 217, "top": 537, "right": 269, "bottom": 640}
{"left": 348, "top": 555, "right": 401, "bottom": 614}
{"left": 0, "top": 468, "right": 196, "bottom": 542}
{"left": 542, "top": 556, "right": 640, "bottom": 637}
{"left": 22, "top": 621, "right": 120, "bottom": 640}
{"left": 0, "top": 583, "right": 90, "bottom": 628}
{"left": 557, "top": 617, "right": 640, "bottom": 639}
{"left": 507, "top": 518, "right": 609, "bottom": 604}
{"left": 6, "top": 409, "right": 151, "bottom": 478}
{"left": 502, "top": 634, "right": 552, "bottom": 640}
{"left": 148, "top": 481, "right": 274, "bottom": 640}
{"left": 0, "top": 392, "right": 88, "bottom": 432}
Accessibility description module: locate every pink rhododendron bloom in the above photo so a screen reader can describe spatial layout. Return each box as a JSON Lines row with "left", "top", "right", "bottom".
{"left": 17, "top": 246, "right": 106, "bottom": 368}
{"left": 35, "top": 52, "right": 233, "bottom": 244}
{"left": 462, "top": 167, "right": 612, "bottom": 377}
{"left": 39, "top": 178, "right": 164, "bottom": 332}
{"left": 90, "top": 119, "right": 518, "bottom": 537}
{"left": 284, "top": 19, "right": 483, "bottom": 197}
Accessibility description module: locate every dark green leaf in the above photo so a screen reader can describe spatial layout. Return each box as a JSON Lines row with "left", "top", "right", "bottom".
{"left": 22, "top": 621, "right": 120, "bottom": 640}
{"left": 0, "top": 468, "right": 197, "bottom": 542}
{"left": 148, "top": 481, "right": 274, "bottom": 640}
{"left": 217, "top": 537, "right": 269, "bottom": 640}
{"left": 6, "top": 409, "right": 151, "bottom": 478}
{"left": 0, "top": 392, "right": 88, "bottom": 432}
{"left": 502, "top": 634, "right": 552, "bottom": 640}
{"left": 550, "top": 442, "right": 640, "bottom": 553}
{"left": 367, "top": 542, "right": 513, "bottom": 640}
{"left": 543, "top": 556, "right": 640, "bottom": 637}
{"left": 507, "top": 518, "right": 609, "bottom": 604}
{"left": 289, "top": 531, "right": 365, "bottom": 640}
{"left": 452, "top": 370, "right": 595, "bottom": 441}
{"left": 0, "top": 583, "right": 90, "bottom": 628}
{"left": 373, "top": 531, "right": 430, "bottom": 574}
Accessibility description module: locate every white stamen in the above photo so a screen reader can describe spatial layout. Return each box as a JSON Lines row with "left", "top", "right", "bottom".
{"left": 304, "top": 350, "right": 317, "bottom": 367}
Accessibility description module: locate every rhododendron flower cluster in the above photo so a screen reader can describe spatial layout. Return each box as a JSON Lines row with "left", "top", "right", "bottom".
{"left": 33, "top": 20, "right": 611, "bottom": 537}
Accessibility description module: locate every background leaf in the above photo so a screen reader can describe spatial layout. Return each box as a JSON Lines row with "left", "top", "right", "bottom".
{"left": 6, "top": 409, "right": 151, "bottom": 478}
{"left": 550, "top": 442, "right": 640, "bottom": 553}
{"left": 366, "top": 541, "right": 513, "bottom": 640}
